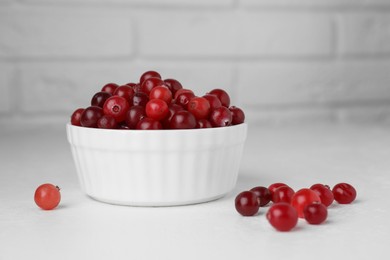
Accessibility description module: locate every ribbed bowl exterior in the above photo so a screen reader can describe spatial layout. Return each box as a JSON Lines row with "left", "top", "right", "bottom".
{"left": 66, "top": 123, "right": 247, "bottom": 206}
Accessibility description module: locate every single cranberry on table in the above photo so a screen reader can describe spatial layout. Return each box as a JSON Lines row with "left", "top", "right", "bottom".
{"left": 80, "top": 106, "right": 104, "bottom": 128}
{"left": 310, "top": 183, "right": 334, "bottom": 207}
{"left": 97, "top": 115, "right": 117, "bottom": 129}
{"left": 34, "top": 183, "right": 61, "bottom": 210}
{"left": 235, "top": 191, "right": 260, "bottom": 216}
{"left": 202, "top": 94, "right": 222, "bottom": 110}
{"left": 229, "top": 106, "right": 245, "bottom": 125}
{"left": 101, "top": 83, "right": 119, "bottom": 94}
{"left": 103, "top": 96, "right": 130, "bottom": 123}
{"left": 140, "top": 77, "right": 165, "bottom": 95}
{"left": 149, "top": 85, "right": 173, "bottom": 104}
{"left": 250, "top": 186, "right": 272, "bottom": 207}
{"left": 136, "top": 117, "right": 163, "bottom": 130}
{"left": 267, "top": 202, "right": 298, "bottom": 232}
{"left": 303, "top": 203, "right": 328, "bottom": 225}
{"left": 125, "top": 105, "right": 146, "bottom": 129}
{"left": 139, "top": 70, "right": 162, "bottom": 85}
{"left": 145, "top": 99, "right": 169, "bottom": 121}
{"left": 113, "top": 85, "right": 135, "bottom": 102}
{"left": 196, "top": 119, "right": 212, "bottom": 129}
{"left": 187, "top": 97, "right": 211, "bottom": 120}
{"left": 208, "top": 88, "right": 230, "bottom": 107}
{"left": 71, "top": 108, "right": 85, "bottom": 126}
{"left": 291, "top": 188, "right": 321, "bottom": 218}
{"left": 170, "top": 110, "right": 197, "bottom": 129}
{"left": 164, "top": 78, "right": 183, "bottom": 96}
{"left": 268, "top": 182, "right": 289, "bottom": 201}
{"left": 332, "top": 183, "right": 357, "bottom": 204}
{"left": 209, "top": 106, "right": 232, "bottom": 127}
{"left": 272, "top": 186, "right": 295, "bottom": 204}
{"left": 132, "top": 92, "right": 149, "bottom": 107}
{"left": 91, "top": 92, "right": 112, "bottom": 108}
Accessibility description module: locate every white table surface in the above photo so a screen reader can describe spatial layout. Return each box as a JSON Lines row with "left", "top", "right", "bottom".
{"left": 1, "top": 123, "right": 389, "bottom": 260}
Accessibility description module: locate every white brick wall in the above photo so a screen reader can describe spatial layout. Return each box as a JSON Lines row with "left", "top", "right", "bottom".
{"left": 0, "top": 1, "right": 389, "bottom": 125}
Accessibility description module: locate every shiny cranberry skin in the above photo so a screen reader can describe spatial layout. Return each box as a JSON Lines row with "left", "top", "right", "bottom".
{"left": 80, "top": 106, "right": 103, "bottom": 128}
{"left": 303, "top": 203, "right": 328, "bottom": 225}
{"left": 209, "top": 107, "right": 232, "bottom": 127}
{"left": 136, "top": 117, "right": 162, "bottom": 130}
{"left": 101, "top": 83, "right": 119, "bottom": 94}
{"left": 187, "top": 97, "right": 211, "bottom": 120}
{"left": 208, "top": 88, "right": 230, "bottom": 107}
{"left": 125, "top": 105, "right": 146, "bottom": 129}
{"left": 235, "top": 191, "right": 260, "bottom": 216}
{"left": 139, "top": 70, "right": 161, "bottom": 85}
{"left": 149, "top": 85, "right": 172, "bottom": 104}
{"left": 196, "top": 119, "right": 212, "bottom": 129}
{"left": 175, "top": 92, "right": 195, "bottom": 108}
{"left": 132, "top": 92, "right": 149, "bottom": 107}
{"left": 140, "top": 77, "right": 165, "bottom": 95}
{"left": 291, "top": 188, "right": 321, "bottom": 218}
{"left": 202, "top": 94, "right": 222, "bottom": 110}
{"left": 97, "top": 115, "right": 117, "bottom": 129}
{"left": 229, "top": 106, "right": 245, "bottom": 125}
{"left": 267, "top": 202, "right": 298, "bottom": 232}
{"left": 332, "top": 183, "right": 357, "bottom": 204}
{"left": 91, "top": 91, "right": 112, "bottom": 108}
{"left": 272, "top": 186, "right": 295, "bottom": 204}
{"left": 126, "top": 82, "right": 137, "bottom": 88}
{"left": 268, "top": 183, "right": 289, "bottom": 201}
{"left": 310, "top": 184, "right": 334, "bottom": 207}
{"left": 174, "top": 88, "right": 194, "bottom": 99}
{"left": 145, "top": 99, "right": 169, "bottom": 121}
{"left": 103, "top": 96, "right": 130, "bottom": 123}
{"left": 71, "top": 108, "right": 85, "bottom": 126}
{"left": 164, "top": 78, "right": 183, "bottom": 96}
{"left": 170, "top": 110, "right": 197, "bottom": 129}
{"left": 250, "top": 186, "right": 272, "bottom": 207}
{"left": 162, "top": 103, "right": 184, "bottom": 129}
{"left": 113, "top": 85, "right": 134, "bottom": 102}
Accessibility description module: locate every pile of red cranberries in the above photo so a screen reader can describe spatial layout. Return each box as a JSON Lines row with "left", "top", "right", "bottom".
{"left": 235, "top": 182, "right": 357, "bottom": 232}
{"left": 70, "top": 70, "right": 245, "bottom": 130}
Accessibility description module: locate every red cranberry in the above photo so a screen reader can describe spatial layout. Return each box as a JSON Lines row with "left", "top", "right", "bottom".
{"left": 170, "top": 110, "right": 197, "bottom": 129}
{"left": 174, "top": 88, "right": 194, "bottom": 99}
{"left": 187, "top": 97, "right": 210, "bottom": 120}
{"left": 291, "top": 188, "right": 321, "bottom": 218}
{"left": 229, "top": 106, "right": 245, "bottom": 125}
{"left": 164, "top": 78, "right": 183, "bottom": 96}
{"left": 97, "top": 115, "right": 117, "bottom": 129}
{"left": 136, "top": 117, "right": 162, "bottom": 130}
{"left": 91, "top": 92, "right": 112, "bottom": 108}
{"left": 80, "top": 106, "right": 103, "bottom": 128}
{"left": 267, "top": 203, "right": 298, "bottom": 232}
{"left": 272, "top": 186, "right": 295, "bottom": 203}
{"left": 250, "top": 186, "right": 272, "bottom": 207}
{"left": 113, "top": 85, "right": 134, "bottom": 102}
{"left": 310, "top": 184, "right": 334, "bottom": 207}
{"left": 145, "top": 99, "right": 169, "bottom": 121}
{"left": 140, "top": 77, "right": 165, "bottom": 95}
{"left": 332, "top": 183, "right": 357, "bottom": 204}
{"left": 202, "top": 94, "right": 222, "bottom": 110}
{"left": 196, "top": 119, "right": 212, "bottom": 129}
{"left": 162, "top": 103, "right": 184, "bottom": 129}
{"left": 103, "top": 96, "right": 130, "bottom": 123}
{"left": 268, "top": 183, "right": 289, "bottom": 201}
{"left": 209, "top": 106, "right": 232, "bottom": 127}
{"left": 132, "top": 92, "right": 149, "bottom": 107}
{"left": 125, "top": 105, "right": 146, "bottom": 129}
{"left": 235, "top": 191, "right": 260, "bottom": 216}
{"left": 139, "top": 70, "right": 161, "bottom": 85}
{"left": 303, "top": 203, "right": 328, "bottom": 225}
{"left": 175, "top": 92, "right": 195, "bottom": 108}
{"left": 149, "top": 85, "right": 172, "bottom": 104}
{"left": 208, "top": 88, "right": 230, "bottom": 107}
{"left": 101, "top": 83, "right": 119, "bottom": 94}
{"left": 71, "top": 108, "right": 85, "bottom": 126}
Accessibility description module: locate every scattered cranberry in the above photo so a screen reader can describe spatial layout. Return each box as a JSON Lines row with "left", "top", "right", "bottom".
{"left": 332, "top": 183, "right": 357, "bottom": 204}
{"left": 187, "top": 97, "right": 211, "bottom": 120}
{"left": 303, "top": 203, "right": 328, "bottom": 225}
{"left": 229, "top": 106, "right": 245, "bottom": 125}
{"left": 208, "top": 88, "right": 230, "bottom": 107}
{"left": 272, "top": 186, "right": 295, "bottom": 204}
{"left": 125, "top": 105, "right": 146, "bottom": 129}
{"left": 71, "top": 108, "right": 85, "bottom": 126}
{"left": 136, "top": 117, "right": 163, "bottom": 130}
{"left": 235, "top": 191, "right": 260, "bottom": 216}
{"left": 97, "top": 115, "right": 117, "bottom": 129}
{"left": 267, "top": 203, "right": 298, "bottom": 232}
{"left": 140, "top": 70, "right": 161, "bottom": 85}
{"left": 209, "top": 107, "right": 232, "bottom": 127}
{"left": 291, "top": 188, "right": 321, "bottom": 218}
{"left": 103, "top": 96, "right": 130, "bottom": 123}
{"left": 91, "top": 92, "right": 112, "bottom": 108}
{"left": 250, "top": 186, "right": 272, "bottom": 207}
{"left": 268, "top": 183, "right": 289, "bottom": 200}
{"left": 34, "top": 184, "right": 61, "bottom": 210}
{"left": 80, "top": 106, "right": 104, "bottom": 128}
{"left": 310, "top": 184, "right": 334, "bottom": 207}
{"left": 101, "top": 83, "right": 119, "bottom": 94}
{"left": 170, "top": 110, "right": 197, "bottom": 129}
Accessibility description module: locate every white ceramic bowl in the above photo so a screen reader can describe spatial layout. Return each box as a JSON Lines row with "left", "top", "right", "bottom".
{"left": 66, "top": 123, "right": 247, "bottom": 206}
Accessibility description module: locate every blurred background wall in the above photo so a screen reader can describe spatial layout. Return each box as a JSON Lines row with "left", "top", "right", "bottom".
{"left": 0, "top": 0, "right": 390, "bottom": 126}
